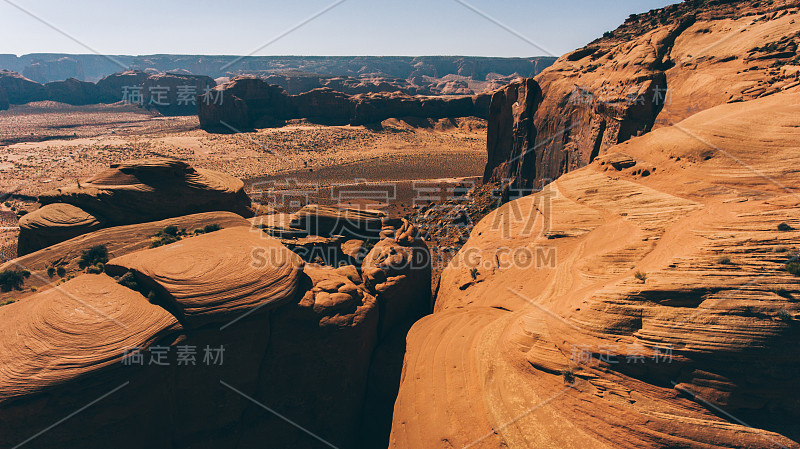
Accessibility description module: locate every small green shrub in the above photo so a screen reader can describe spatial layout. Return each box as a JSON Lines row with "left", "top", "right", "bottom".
{"left": 777, "top": 309, "right": 793, "bottom": 322}
{"left": 786, "top": 262, "right": 800, "bottom": 276}
{"left": 0, "top": 269, "right": 31, "bottom": 292}
{"left": 634, "top": 271, "right": 647, "bottom": 282}
{"left": 46, "top": 259, "right": 68, "bottom": 278}
{"left": 117, "top": 272, "right": 140, "bottom": 291}
{"left": 716, "top": 255, "right": 732, "bottom": 265}
{"left": 778, "top": 222, "right": 794, "bottom": 232}
{"left": 560, "top": 368, "right": 576, "bottom": 384}
{"left": 470, "top": 267, "right": 479, "bottom": 280}
{"left": 203, "top": 224, "right": 221, "bottom": 233}
{"left": 79, "top": 245, "right": 109, "bottom": 269}
{"left": 85, "top": 263, "right": 105, "bottom": 274}
{"left": 193, "top": 223, "right": 221, "bottom": 235}
{"left": 0, "top": 299, "right": 16, "bottom": 307}
{"left": 151, "top": 226, "right": 187, "bottom": 247}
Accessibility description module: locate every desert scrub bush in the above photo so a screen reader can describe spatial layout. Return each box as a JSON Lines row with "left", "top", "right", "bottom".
{"left": 116, "top": 271, "right": 156, "bottom": 301}
{"left": 470, "top": 267, "right": 479, "bottom": 280}
{"left": 778, "top": 222, "right": 794, "bottom": 232}
{"left": 203, "top": 223, "right": 220, "bottom": 233}
{"left": 777, "top": 309, "right": 793, "bottom": 322}
{"left": 85, "top": 263, "right": 105, "bottom": 274}
{"left": 79, "top": 245, "right": 109, "bottom": 269}
{"left": 151, "top": 226, "right": 187, "bottom": 247}
{"left": 46, "top": 259, "right": 68, "bottom": 278}
{"left": 193, "top": 223, "right": 222, "bottom": 235}
{"left": 0, "top": 299, "right": 16, "bottom": 306}
{"left": 560, "top": 368, "right": 576, "bottom": 384}
{"left": 786, "top": 262, "right": 800, "bottom": 276}
{"left": 716, "top": 255, "right": 732, "bottom": 265}
{"left": 0, "top": 269, "right": 31, "bottom": 292}
{"left": 634, "top": 271, "right": 647, "bottom": 282}
{"left": 772, "top": 288, "right": 795, "bottom": 300}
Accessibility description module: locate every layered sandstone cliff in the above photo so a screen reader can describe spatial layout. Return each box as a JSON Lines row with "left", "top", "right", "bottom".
{"left": 1, "top": 189, "right": 431, "bottom": 448}
{"left": 484, "top": 0, "right": 800, "bottom": 195}
{"left": 391, "top": 87, "right": 800, "bottom": 448}
{"left": 197, "top": 76, "right": 492, "bottom": 131}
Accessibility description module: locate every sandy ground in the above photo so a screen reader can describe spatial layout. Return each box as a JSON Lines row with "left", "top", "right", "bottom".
{"left": 0, "top": 101, "right": 487, "bottom": 259}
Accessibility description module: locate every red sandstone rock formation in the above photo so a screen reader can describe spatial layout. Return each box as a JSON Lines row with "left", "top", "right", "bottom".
{"left": 198, "top": 76, "right": 492, "bottom": 131}
{"left": 0, "top": 70, "right": 46, "bottom": 104}
{"left": 18, "top": 159, "right": 253, "bottom": 254}
{"left": 0, "top": 86, "right": 8, "bottom": 110}
{"left": 44, "top": 77, "right": 102, "bottom": 105}
{"left": 391, "top": 88, "right": 800, "bottom": 449}
{"left": 0, "top": 206, "right": 431, "bottom": 448}
{"left": 141, "top": 72, "right": 216, "bottom": 115}
{"left": 95, "top": 69, "right": 149, "bottom": 103}
{"left": 484, "top": 0, "right": 800, "bottom": 195}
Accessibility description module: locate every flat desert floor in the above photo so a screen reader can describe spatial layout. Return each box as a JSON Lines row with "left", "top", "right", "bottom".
{"left": 0, "top": 101, "right": 487, "bottom": 259}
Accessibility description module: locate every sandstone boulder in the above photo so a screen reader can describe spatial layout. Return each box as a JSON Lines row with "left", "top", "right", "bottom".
{"left": 3, "top": 211, "right": 251, "bottom": 306}
{"left": 19, "top": 158, "right": 254, "bottom": 254}
{"left": 17, "top": 203, "right": 104, "bottom": 256}
{"left": 291, "top": 204, "right": 386, "bottom": 238}
{"left": 106, "top": 226, "right": 303, "bottom": 327}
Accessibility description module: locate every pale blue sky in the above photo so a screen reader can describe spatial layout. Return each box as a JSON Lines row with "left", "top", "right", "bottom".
{"left": 0, "top": 0, "right": 677, "bottom": 57}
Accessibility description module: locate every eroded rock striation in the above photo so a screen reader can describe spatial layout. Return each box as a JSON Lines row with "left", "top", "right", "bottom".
{"left": 391, "top": 88, "right": 800, "bottom": 448}
{"left": 1, "top": 195, "right": 431, "bottom": 449}
{"left": 484, "top": 0, "right": 800, "bottom": 195}
{"left": 18, "top": 158, "right": 254, "bottom": 255}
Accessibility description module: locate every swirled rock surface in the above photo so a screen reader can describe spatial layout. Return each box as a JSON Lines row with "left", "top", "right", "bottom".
{"left": 17, "top": 203, "right": 104, "bottom": 256}
{"left": 2, "top": 211, "right": 251, "bottom": 306}
{"left": 390, "top": 91, "right": 800, "bottom": 448}
{"left": 106, "top": 226, "right": 304, "bottom": 327}
{"left": 1, "top": 203, "right": 432, "bottom": 449}
{"left": 19, "top": 158, "right": 254, "bottom": 254}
